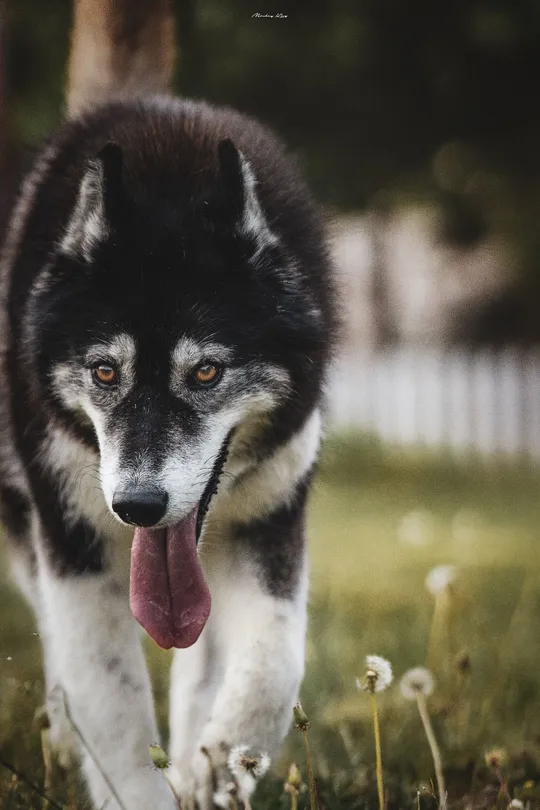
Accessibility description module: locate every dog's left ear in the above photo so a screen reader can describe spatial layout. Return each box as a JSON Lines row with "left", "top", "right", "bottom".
{"left": 59, "top": 142, "right": 124, "bottom": 262}
{"left": 217, "top": 138, "right": 278, "bottom": 250}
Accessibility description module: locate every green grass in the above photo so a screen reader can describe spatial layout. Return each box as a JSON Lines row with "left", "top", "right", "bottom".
{"left": 1, "top": 436, "right": 540, "bottom": 809}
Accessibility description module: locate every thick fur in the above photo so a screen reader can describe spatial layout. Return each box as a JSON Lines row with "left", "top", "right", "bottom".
{"left": 0, "top": 39, "right": 335, "bottom": 810}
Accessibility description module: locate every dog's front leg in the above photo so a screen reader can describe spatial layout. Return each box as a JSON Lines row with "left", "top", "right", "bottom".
{"left": 38, "top": 555, "right": 177, "bottom": 810}
{"left": 178, "top": 513, "right": 308, "bottom": 809}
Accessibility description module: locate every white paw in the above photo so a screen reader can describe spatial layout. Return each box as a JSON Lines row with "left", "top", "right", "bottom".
{"left": 170, "top": 744, "right": 233, "bottom": 810}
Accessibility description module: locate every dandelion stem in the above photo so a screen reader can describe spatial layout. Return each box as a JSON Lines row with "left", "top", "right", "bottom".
{"left": 5, "top": 774, "right": 18, "bottom": 810}
{"left": 428, "top": 592, "right": 446, "bottom": 673}
{"left": 303, "top": 731, "right": 317, "bottom": 810}
{"left": 370, "top": 692, "right": 385, "bottom": 810}
{"left": 493, "top": 766, "right": 511, "bottom": 803}
{"left": 416, "top": 693, "right": 446, "bottom": 810}
{"left": 290, "top": 790, "right": 298, "bottom": 810}
{"left": 41, "top": 728, "right": 53, "bottom": 810}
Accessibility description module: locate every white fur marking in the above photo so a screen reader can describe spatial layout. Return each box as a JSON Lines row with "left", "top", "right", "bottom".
{"left": 41, "top": 426, "right": 132, "bottom": 547}
{"left": 171, "top": 338, "right": 234, "bottom": 369}
{"left": 84, "top": 333, "right": 137, "bottom": 373}
{"left": 238, "top": 152, "right": 279, "bottom": 253}
{"left": 208, "top": 407, "right": 321, "bottom": 527}
{"left": 59, "top": 159, "right": 109, "bottom": 261}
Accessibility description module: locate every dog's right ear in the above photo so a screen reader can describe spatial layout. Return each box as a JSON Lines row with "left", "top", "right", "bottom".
{"left": 59, "top": 143, "right": 124, "bottom": 262}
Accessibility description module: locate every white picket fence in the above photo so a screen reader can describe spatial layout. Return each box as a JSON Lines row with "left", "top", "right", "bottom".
{"left": 328, "top": 347, "right": 540, "bottom": 461}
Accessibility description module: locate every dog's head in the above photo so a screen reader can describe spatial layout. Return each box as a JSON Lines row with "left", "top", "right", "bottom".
{"left": 27, "top": 138, "right": 326, "bottom": 534}
{"left": 24, "top": 132, "right": 330, "bottom": 648}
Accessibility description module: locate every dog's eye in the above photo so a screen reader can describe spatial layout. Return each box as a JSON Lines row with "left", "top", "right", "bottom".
{"left": 190, "top": 362, "right": 223, "bottom": 388}
{"left": 93, "top": 364, "right": 117, "bottom": 387}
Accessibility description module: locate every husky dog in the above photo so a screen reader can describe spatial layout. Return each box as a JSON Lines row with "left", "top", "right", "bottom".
{"left": 0, "top": 2, "right": 335, "bottom": 809}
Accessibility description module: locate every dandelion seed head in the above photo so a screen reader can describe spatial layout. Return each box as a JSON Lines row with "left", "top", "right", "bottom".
{"left": 357, "top": 655, "right": 393, "bottom": 693}
{"left": 397, "top": 510, "right": 436, "bottom": 547}
{"left": 228, "top": 746, "right": 270, "bottom": 799}
{"left": 228, "top": 746, "right": 270, "bottom": 780}
{"left": 485, "top": 748, "right": 507, "bottom": 769}
{"left": 228, "top": 746, "right": 247, "bottom": 773}
{"left": 508, "top": 801, "right": 524, "bottom": 809}
{"left": 400, "top": 667, "right": 436, "bottom": 700}
{"left": 425, "top": 565, "right": 457, "bottom": 595}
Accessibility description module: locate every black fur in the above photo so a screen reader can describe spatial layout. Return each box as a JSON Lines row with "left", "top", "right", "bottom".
{"left": 232, "top": 472, "right": 312, "bottom": 599}
{"left": 196, "top": 430, "right": 233, "bottom": 541}
{"left": 0, "top": 484, "right": 31, "bottom": 539}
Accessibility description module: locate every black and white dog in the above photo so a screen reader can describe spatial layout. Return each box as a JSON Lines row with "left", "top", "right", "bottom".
{"left": 0, "top": 12, "right": 335, "bottom": 810}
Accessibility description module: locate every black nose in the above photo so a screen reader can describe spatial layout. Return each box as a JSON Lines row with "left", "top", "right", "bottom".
{"left": 112, "top": 488, "right": 168, "bottom": 527}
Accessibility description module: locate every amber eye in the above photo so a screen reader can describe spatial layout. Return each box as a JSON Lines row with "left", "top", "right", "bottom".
{"left": 93, "top": 364, "right": 117, "bottom": 386}
{"left": 191, "top": 362, "right": 222, "bottom": 388}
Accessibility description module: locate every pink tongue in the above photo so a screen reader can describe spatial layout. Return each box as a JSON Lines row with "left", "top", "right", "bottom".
{"left": 130, "top": 509, "right": 211, "bottom": 649}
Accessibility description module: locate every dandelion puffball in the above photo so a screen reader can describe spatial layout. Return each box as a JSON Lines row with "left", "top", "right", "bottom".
{"left": 357, "top": 655, "right": 393, "bottom": 693}
{"left": 485, "top": 748, "right": 507, "bottom": 769}
{"left": 400, "top": 667, "right": 436, "bottom": 700}
{"left": 227, "top": 746, "right": 271, "bottom": 799}
{"left": 425, "top": 565, "right": 457, "bottom": 595}
{"left": 397, "top": 509, "right": 436, "bottom": 547}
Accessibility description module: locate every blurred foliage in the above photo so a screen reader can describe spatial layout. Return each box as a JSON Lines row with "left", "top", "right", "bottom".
{"left": 3, "top": 0, "right": 540, "bottom": 207}
{"left": 3, "top": 0, "right": 540, "bottom": 317}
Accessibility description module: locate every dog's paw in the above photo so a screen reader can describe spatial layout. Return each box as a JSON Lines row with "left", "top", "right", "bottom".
{"left": 170, "top": 743, "right": 235, "bottom": 810}
{"left": 171, "top": 742, "right": 271, "bottom": 810}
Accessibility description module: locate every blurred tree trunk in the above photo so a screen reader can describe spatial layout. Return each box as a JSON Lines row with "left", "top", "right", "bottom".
{"left": 67, "top": 0, "right": 177, "bottom": 117}
{"left": 0, "top": 0, "right": 7, "bottom": 169}
{"left": 0, "top": 0, "right": 9, "bottom": 242}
